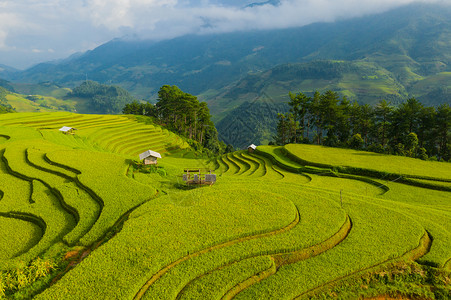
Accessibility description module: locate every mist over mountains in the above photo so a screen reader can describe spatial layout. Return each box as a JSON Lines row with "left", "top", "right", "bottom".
{"left": 2, "top": 2, "right": 451, "bottom": 147}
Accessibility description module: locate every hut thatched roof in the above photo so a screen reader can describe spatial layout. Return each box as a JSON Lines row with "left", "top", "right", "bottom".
{"left": 139, "top": 150, "right": 162, "bottom": 160}
{"left": 59, "top": 126, "right": 77, "bottom": 132}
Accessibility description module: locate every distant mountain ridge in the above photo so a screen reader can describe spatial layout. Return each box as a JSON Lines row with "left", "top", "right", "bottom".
{"left": 4, "top": 3, "right": 451, "bottom": 146}
{"left": 0, "top": 79, "right": 16, "bottom": 93}
{"left": 0, "top": 64, "right": 18, "bottom": 79}
{"left": 7, "top": 3, "right": 451, "bottom": 99}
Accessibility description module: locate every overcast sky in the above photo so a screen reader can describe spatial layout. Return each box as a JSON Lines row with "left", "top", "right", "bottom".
{"left": 0, "top": 0, "right": 449, "bottom": 69}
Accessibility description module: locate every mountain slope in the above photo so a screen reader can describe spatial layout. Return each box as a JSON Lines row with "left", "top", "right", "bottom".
{"left": 214, "top": 60, "right": 411, "bottom": 148}
{"left": 217, "top": 60, "right": 407, "bottom": 106}
{"left": 0, "top": 65, "right": 18, "bottom": 80}
{"left": 8, "top": 3, "right": 451, "bottom": 101}
{"left": 5, "top": 3, "right": 451, "bottom": 147}
{"left": 0, "top": 79, "right": 16, "bottom": 93}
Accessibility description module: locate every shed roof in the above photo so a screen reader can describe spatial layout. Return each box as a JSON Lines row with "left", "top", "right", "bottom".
{"left": 59, "top": 126, "right": 77, "bottom": 132}
{"left": 248, "top": 144, "right": 257, "bottom": 150}
{"left": 139, "top": 150, "right": 162, "bottom": 160}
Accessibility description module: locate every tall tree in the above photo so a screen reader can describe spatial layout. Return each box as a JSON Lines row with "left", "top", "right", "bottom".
{"left": 319, "top": 90, "right": 341, "bottom": 140}
{"left": 358, "top": 104, "right": 373, "bottom": 146}
{"left": 417, "top": 106, "right": 436, "bottom": 152}
{"left": 153, "top": 85, "right": 221, "bottom": 153}
{"left": 277, "top": 90, "right": 450, "bottom": 161}
{"left": 275, "top": 113, "right": 296, "bottom": 145}
{"left": 398, "top": 98, "right": 424, "bottom": 134}
{"left": 405, "top": 132, "right": 419, "bottom": 157}
{"left": 336, "top": 96, "right": 351, "bottom": 145}
{"left": 288, "top": 92, "right": 311, "bottom": 142}
{"left": 374, "top": 99, "right": 393, "bottom": 146}
{"left": 435, "top": 104, "right": 451, "bottom": 161}
{"left": 309, "top": 91, "right": 322, "bottom": 144}
{"left": 349, "top": 101, "right": 361, "bottom": 136}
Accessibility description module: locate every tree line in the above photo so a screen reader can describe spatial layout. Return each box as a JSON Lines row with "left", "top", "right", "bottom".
{"left": 274, "top": 90, "right": 451, "bottom": 161}
{"left": 123, "top": 85, "right": 229, "bottom": 154}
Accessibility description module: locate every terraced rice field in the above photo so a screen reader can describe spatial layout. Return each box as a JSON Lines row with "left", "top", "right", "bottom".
{"left": 0, "top": 113, "right": 450, "bottom": 299}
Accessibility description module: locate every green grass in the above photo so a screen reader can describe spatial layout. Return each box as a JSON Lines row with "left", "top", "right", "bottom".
{"left": 0, "top": 135, "right": 8, "bottom": 144}
{"left": 248, "top": 152, "right": 284, "bottom": 180}
{"left": 0, "top": 112, "right": 450, "bottom": 299}
{"left": 238, "top": 152, "right": 263, "bottom": 177}
{"left": 284, "top": 143, "right": 451, "bottom": 181}
{"left": 222, "top": 153, "right": 240, "bottom": 175}
{"left": 378, "top": 182, "right": 451, "bottom": 267}
{"left": 139, "top": 184, "right": 346, "bottom": 299}
{"left": 256, "top": 145, "right": 303, "bottom": 172}
{"left": 36, "top": 187, "right": 299, "bottom": 299}
{"left": 45, "top": 149, "right": 157, "bottom": 246}
{"left": 5, "top": 180, "right": 75, "bottom": 269}
{"left": 26, "top": 145, "right": 101, "bottom": 246}
{"left": 5, "top": 93, "right": 76, "bottom": 113}
{"left": 410, "top": 72, "right": 451, "bottom": 95}
{"left": 236, "top": 195, "right": 425, "bottom": 299}
{"left": 228, "top": 152, "right": 251, "bottom": 175}
{"left": 305, "top": 173, "right": 386, "bottom": 197}
{"left": 0, "top": 216, "right": 42, "bottom": 260}
{"left": 177, "top": 256, "right": 275, "bottom": 299}
{"left": 214, "top": 156, "right": 228, "bottom": 173}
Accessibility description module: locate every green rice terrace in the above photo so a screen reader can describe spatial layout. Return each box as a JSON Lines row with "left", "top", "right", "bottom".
{"left": 0, "top": 112, "right": 450, "bottom": 299}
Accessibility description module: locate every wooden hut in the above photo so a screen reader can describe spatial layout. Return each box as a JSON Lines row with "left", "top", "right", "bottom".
{"left": 139, "top": 150, "right": 162, "bottom": 165}
{"left": 247, "top": 144, "right": 257, "bottom": 153}
{"left": 182, "top": 168, "right": 216, "bottom": 185}
{"left": 59, "top": 126, "right": 77, "bottom": 135}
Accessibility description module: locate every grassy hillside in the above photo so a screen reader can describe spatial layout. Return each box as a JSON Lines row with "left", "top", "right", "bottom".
{"left": 4, "top": 93, "right": 76, "bottom": 113}
{"left": 212, "top": 60, "right": 408, "bottom": 123}
{"left": 0, "top": 81, "right": 139, "bottom": 115}
{"left": 0, "top": 88, "right": 15, "bottom": 114}
{"left": 0, "top": 113, "right": 449, "bottom": 299}
{"left": 0, "top": 84, "right": 75, "bottom": 113}
{"left": 11, "top": 82, "right": 71, "bottom": 99}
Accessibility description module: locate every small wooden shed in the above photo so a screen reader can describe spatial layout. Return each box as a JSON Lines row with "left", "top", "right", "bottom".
{"left": 139, "top": 150, "right": 162, "bottom": 165}
{"left": 248, "top": 144, "right": 257, "bottom": 153}
{"left": 182, "top": 168, "right": 216, "bottom": 185}
{"left": 59, "top": 126, "right": 77, "bottom": 135}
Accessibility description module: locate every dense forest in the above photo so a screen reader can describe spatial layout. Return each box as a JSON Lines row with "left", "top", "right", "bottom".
{"left": 123, "top": 85, "right": 228, "bottom": 154}
{"left": 69, "top": 81, "right": 136, "bottom": 114}
{"left": 0, "top": 87, "right": 15, "bottom": 114}
{"left": 275, "top": 90, "right": 451, "bottom": 161}
{"left": 217, "top": 99, "right": 288, "bottom": 149}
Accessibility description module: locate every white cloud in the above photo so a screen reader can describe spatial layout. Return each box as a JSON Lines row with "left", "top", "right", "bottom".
{"left": 82, "top": 0, "right": 179, "bottom": 31}
{"left": 0, "top": 30, "right": 7, "bottom": 49}
{"left": 0, "top": 12, "right": 23, "bottom": 49}
{"left": 0, "top": 0, "right": 450, "bottom": 68}
{"left": 73, "top": 0, "right": 451, "bottom": 37}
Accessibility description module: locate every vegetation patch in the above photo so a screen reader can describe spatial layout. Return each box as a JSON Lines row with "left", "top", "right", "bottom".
{"left": 0, "top": 216, "right": 42, "bottom": 260}
{"left": 314, "top": 262, "right": 451, "bottom": 299}
{"left": 284, "top": 143, "right": 451, "bottom": 181}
